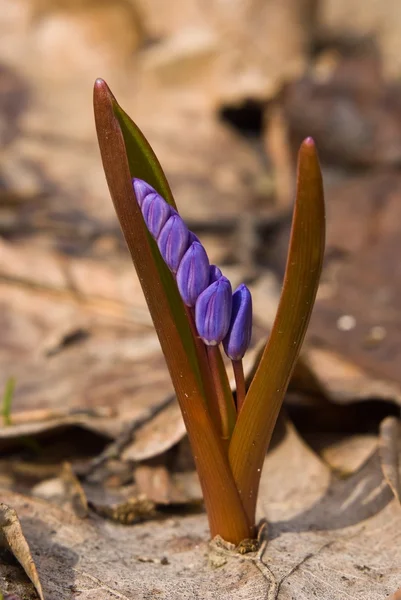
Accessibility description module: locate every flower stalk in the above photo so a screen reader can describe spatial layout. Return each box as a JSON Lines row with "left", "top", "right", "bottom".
{"left": 232, "top": 360, "right": 246, "bottom": 413}
{"left": 94, "top": 79, "right": 325, "bottom": 545}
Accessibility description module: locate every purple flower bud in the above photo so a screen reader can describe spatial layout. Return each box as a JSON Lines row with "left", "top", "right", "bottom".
{"left": 195, "top": 276, "right": 232, "bottom": 345}
{"left": 209, "top": 264, "right": 222, "bottom": 284}
{"left": 188, "top": 231, "right": 201, "bottom": 245}
{"left": 157, "top": 214, "right": 190, "bottom": 273}
{"left": 176, "top": 242, "right": 210, "bottom": 307}
{"left": 223, "top": 284, "right": 252, "bottom": 360}
{"left": 132, "top": 178, "right": 157, "bottom": 208}
{"left": 142, "top": 192, "right": 172, "bottom": 238}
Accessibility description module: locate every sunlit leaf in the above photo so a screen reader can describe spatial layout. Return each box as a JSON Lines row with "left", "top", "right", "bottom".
{"left": 229, "top": 138, "right": 325, "bottom": 524}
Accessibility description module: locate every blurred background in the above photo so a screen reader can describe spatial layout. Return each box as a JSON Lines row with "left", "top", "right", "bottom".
{"left": 2, "top": 0, "right": 401, "bottom": 505}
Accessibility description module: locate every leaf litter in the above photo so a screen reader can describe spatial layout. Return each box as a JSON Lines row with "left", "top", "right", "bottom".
{"left": 1, "top": 1, "right": 401, "bottom": 598}
{"left": 1, "top": 421, "right": 401, "bottom": 599}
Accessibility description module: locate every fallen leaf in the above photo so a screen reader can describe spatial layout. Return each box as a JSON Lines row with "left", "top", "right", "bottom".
{"left": 1, "top": 419, "right": 400, "bottom": 599}
{"left": 61, "top": 463, "right": 88, "bottom": 519}
{"left": 310, "top": 173, "right": 401, "bottom": 388}
{"left": 296, "top": 346, "right": 401, "bottom": 406}
{"left": 284, "top": 52, "right": 401, "bottom": 166}
{"left": 304, "top": 432, "right": 378, "bottom": 476}
{"left": 0, "top": 504, "right": 44, "bottom": 600}
{"left": 121, "top": 402, "right": 186, "bottom": 462}
{"left": 319, "top": 0, "right": 401, "bottom": 80}
{"left": 134, "top": 464, "right": 201, "bottom": 506}
{"left": 379, "top": 417, "right": 401, "bottom": 504}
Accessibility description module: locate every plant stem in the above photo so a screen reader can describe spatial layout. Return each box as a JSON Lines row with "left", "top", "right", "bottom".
{"left": 184, "top": 306, "right": 222, "bottom": 431}
{"left": 232, "top": 360, "right": 246, "bottom": 412}
{"left": 206, "top": 345, "right": 234, "bottom": 440}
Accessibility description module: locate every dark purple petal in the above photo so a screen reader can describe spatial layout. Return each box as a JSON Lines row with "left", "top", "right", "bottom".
{"left": 142, "top": 192, "right": 172, "bottom": 238}
{"left": 132, "top": 178, "right": 157, "bottom": 208}
{"left": 195, "top": 276, "right": 232, "bottom": 345}
{"left": 209, "top": 264, "right": 222, "bottom": 284}
{"left": 157, "top": 214, "right": 190, "bottom": 273}
{"left": 177, "top": 242, "right": 210, "bottom": 306}
{"left": 188, "top": 231, "right": 201, "bottom": 245}
{"left": 223, "top": 284, "right": 252, "bottom": 360}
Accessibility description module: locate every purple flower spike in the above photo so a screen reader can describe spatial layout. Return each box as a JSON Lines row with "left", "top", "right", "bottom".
{"left": 209, "top": 265, "right": 222, "bottom": 284}
{"left": 157, "top": 214, "right": 190, "bottom": 273}
{"left": 132, "top": 178, "right": 157, "bottom": 208}
{"left": 223, "top": 284, "right": 252, "bottom": 360}
{"left": 142, "top": 192, "right": 172, "bottom": 238}
{"left": 195, "top": 276, "right": 232, "bottom": 345}
{"left": 177, "top": 242, "right": 210, "bottom": 307}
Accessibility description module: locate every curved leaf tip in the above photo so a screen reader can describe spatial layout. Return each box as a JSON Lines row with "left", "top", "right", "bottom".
{"left": 302, "top": 136, "right": 315, "bottom": 148}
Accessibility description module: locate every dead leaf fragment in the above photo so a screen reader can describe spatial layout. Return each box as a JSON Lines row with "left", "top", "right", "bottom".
{"left": 61, "top": 462, "right": 88, "bottom": 518}
{"left": 306, "top": 432, "right": 378, "bottom": 476}
{"left": 90, "top": 495, "right": 157, "bottom": 525}
{"left": 379, "top": 417, "right": 401, "bottom": 504}
{"left": 0, "top": 504, "right": 44, "bottom": 600}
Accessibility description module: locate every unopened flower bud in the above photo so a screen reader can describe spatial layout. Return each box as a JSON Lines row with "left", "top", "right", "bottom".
{"left": 195, "top": 276, "right": 232, "bottom": 345}
{"left": 142, "top": 192, "right": 172, "bottom": 238}
{"left": 157, "top": 214, "right": 189, "bottom": 273}
{"left": 132, "top": 178, "right": 157, "bottom": 208}
{"left": 177, "top": 242, "right": 210, "bottom": 306}
{"left": 223, "top": 284, "right": 252, "bottom": 360}
{"left": 188, "top": 231, "right": 201, "bottom": 245}
{"left": 209, "top": 265, "right": 222, "bottom": 284}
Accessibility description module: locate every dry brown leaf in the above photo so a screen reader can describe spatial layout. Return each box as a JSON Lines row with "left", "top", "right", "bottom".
{"left": 308, "top": 173, "right": 401, "bottom": 397}
{"left": 0, "top": 504, "right": 44, "bottom": 600}
{"left": 134, "top": 465, "right": 201, "bottom": 506}
{"left": 1, "top": 420, "right": 400, "bottom": 599}
{"left": 379, "top": 417, "right": 401, "bottom": 504}
{"left": 61, "top": 462, "right": 88, "bottom": 518}
{"left": 305, "top": 432, "right": 378, "bottom": 476}
{"left": 121, "top": 402, "right": 186, "bottom": 462}
{"left": 319, "top": 0, "right": 401, "bottom": 80}
{"left": 0, "top": 271, "right": 178, "bottom": 453}
{"left": 284, "top": 52, "right": 401, "bottom": 167}
{"left": 89, "top": 495, "right": 157, "bottom": 525}
{"left": 297, "top": 346, "right": 401, "bottom": 406}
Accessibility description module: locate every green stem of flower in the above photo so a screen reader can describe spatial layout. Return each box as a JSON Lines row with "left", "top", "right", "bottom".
{"left": 232, "top": 359, "right": 246, "bottom": 413}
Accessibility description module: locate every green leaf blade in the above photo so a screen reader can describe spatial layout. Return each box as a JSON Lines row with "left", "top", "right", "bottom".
{"left": 93, "top": 79, "right": 251, "bottom": 543}
{"left": 229, "top": 138, "right": 325, "bottom": 524}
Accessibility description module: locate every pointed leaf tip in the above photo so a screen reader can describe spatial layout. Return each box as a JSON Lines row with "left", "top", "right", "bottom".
{"left": 93, "top": 78, "right": 108, "bottom": 96}
{"left": 93, "top": 78, "right": 116, "bottom": 107}
{"left": 299, "top": 137, "right": 320, "bottom": 166}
